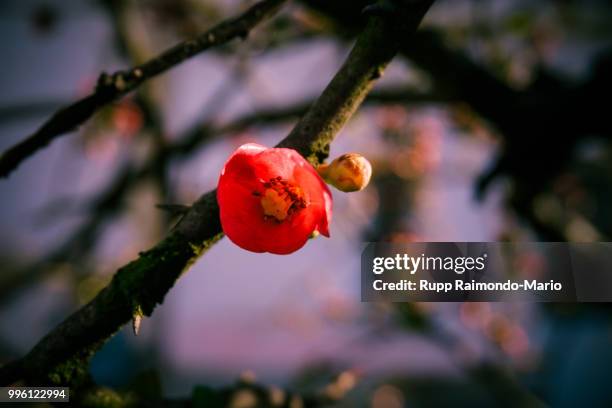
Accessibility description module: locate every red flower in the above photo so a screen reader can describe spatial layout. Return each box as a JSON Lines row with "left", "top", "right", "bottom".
{"left": 217, "top": 143, "right": 332, "bottom": 254}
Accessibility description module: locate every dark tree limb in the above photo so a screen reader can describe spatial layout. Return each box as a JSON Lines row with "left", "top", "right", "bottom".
{"left": 302, "top": 0, "right": 612, "bottom": 241}
{"left": 301, "top": 0, "right": 518, "bottom": 127}
{"left": 0, "top": 0, "right": 435, "bottom": 393}
{"left": 0, "top": 0, "right": 286, "bottom": 178}
{"left": 0, "top": 86, "right": 443, "bottom": 307}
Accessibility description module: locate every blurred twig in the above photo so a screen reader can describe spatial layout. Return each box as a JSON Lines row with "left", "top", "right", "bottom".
{"left": 0, "top": 100, "right": 68, "bottom": 125}
{"left": 0, "top": 0, "right": 286, "bottom": 178}
{"left": 78, "top": 373, "right": 357, "bottom": 408}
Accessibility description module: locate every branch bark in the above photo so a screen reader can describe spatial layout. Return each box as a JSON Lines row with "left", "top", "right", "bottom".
{"left": 0, "top": 0, "right": 286, "bottom": 178}
{"left": 0, "top": 86, "right": 443, "bottom": 307}
{"left": 0, "top": 0, "right": 435, "bottom": 394}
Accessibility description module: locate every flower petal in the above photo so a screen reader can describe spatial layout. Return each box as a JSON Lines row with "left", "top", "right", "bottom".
{"left": 217, "top": 143, "right": 333, "bottom": 254}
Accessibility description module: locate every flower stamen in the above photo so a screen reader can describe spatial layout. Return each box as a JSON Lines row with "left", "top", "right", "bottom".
{"left": 259, "top": 177, "right": 307, "bottom": 222}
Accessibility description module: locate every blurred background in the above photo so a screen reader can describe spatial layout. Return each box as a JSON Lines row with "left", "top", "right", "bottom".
{"left": 1, "top": 0, "right": 612, "bottom": 406}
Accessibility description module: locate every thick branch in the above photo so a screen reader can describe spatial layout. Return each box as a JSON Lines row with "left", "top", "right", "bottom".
{"left": 173, "top": 86, "right": 447, "bottom": 155}
{"left": 0, "top": 86, "right": 442, "bottom": 306}
{"left": 0, "top": 0, "right": 435, "bottom": 391}
{"left": 302, "top": 0, "right": 517, "bottom": 127}
{"left": 0, "top": 0, "right": 286, "bottom": 178}
{"left": 278, "top": 1, "right": 436, "bottom": 163}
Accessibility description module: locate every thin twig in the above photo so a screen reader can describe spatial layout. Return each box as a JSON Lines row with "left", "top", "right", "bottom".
{"left": 0, "top": 0, "right": 286, "bottom": 178}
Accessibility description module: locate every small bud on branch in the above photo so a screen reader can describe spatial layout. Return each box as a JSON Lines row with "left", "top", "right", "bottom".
{"left": 317, "top": 153, "right": 372, "bottom": 192}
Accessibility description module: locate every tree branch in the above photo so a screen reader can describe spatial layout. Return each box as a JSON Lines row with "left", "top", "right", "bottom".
{"left": 0, "top": 0, "right": 286, "bottom": 178}
{"left": 0, "top": 0, "right": 435, "bottom": 393}
{"left": 0, "top": 86, "right": 442, "bottom": 307}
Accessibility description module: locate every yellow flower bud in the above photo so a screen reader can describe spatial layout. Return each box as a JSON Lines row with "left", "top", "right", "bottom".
{"left": 317, "top": 153, "right": 372, "bottom": 192}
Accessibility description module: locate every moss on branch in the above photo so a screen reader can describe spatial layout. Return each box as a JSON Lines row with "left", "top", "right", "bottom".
{"left": 0, "top": 0, "right": 435, "bottom": 398}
